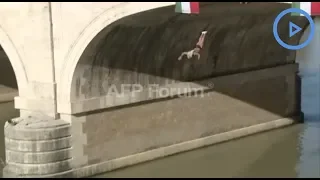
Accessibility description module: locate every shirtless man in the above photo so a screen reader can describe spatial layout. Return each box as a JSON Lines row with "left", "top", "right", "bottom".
{"left": 178, "top": 31, "right": 207, "bottom": 61}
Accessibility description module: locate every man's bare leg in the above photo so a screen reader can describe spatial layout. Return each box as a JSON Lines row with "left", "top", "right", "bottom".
{"left": 178, "top": 31, "right": 207, "bottom": 61}
{"left": 196, "top": 31, "right": 207, "bottom": 49}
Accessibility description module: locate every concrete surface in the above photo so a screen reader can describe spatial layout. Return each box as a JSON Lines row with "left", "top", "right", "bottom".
{"left": 80, "top": 63, "right": 300, "bottom": 167}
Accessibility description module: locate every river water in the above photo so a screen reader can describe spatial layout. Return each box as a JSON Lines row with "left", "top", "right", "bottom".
{"left": 93, "top": 122, "right": 319, "bottom": 178}
{"left": 0, "top": 72, "right": 319, "bottom": 178}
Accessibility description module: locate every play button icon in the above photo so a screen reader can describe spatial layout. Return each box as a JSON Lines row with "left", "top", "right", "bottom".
{"left": 273, "top": 8, "right": 315, "bottom": 50}
{"left": 289, "top": 22, "right": 302, "bottom": 37}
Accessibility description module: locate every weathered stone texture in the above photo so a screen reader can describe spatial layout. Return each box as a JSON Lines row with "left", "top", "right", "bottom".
{"left": 82, "top": 64, "right": 299, "bottom": 165}
{"left": 71, "top": 3, "right": 307, "bottom": 102}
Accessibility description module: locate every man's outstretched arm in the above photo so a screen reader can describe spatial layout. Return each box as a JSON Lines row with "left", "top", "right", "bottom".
{"left": 178, "top": 52, "right": 188, "bottom": 60}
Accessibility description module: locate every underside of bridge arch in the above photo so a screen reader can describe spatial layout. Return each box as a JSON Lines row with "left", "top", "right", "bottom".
{"left": 70, "top": 2, "right": 308, "bottom": 114}
{"left": 0, "top": 46, "right": 18, "bottom": 91}
{"left": 0, "top": 44, "right": 19, "bottom": 176}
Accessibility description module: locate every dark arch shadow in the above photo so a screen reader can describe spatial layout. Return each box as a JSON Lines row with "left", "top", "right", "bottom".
{"left": 0, "top": 45, "right": 19, "bottom": 177}
{"left": 0, "top": 46, "right": 17, "bottom": 89}
{"left": 71, "top": 2, "right": 310, "bottom": 118}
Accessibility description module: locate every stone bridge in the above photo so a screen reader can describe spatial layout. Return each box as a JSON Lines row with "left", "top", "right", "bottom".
{"left": 0, "top": 2, "right": 313, "bottom": 177}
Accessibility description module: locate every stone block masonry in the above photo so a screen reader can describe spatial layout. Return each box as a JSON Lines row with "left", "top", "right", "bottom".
{"left": 3, "top": 63, "right": 302, "bottom": 178}
{"left": 80, "top": 64, "right": 301, "bottom": 173}
{"left": 3, "top": 115, "right": 73, "bottom": 178}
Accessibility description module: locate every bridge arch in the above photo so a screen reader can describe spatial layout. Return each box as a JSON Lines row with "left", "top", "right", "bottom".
{"left": 58, "top": 2, "right": 175, "bottom": 106}
{"left": 58, "top": 2, "right": 311, "bottom": 114}
{"left": 0, "top": 26, "right": 28, "bottom": 93}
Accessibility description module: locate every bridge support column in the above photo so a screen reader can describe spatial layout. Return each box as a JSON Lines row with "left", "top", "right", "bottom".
{"left": 14, "top": 82, "right": 58, "bottom": 118}
{"left": 0, "top": 3, "right": 59, "bottom": 118}
{"left": 0, "top": 3, "right": 73, "bottom": 177}
{"left": 3, "top": 116, "right": 72, "bottom": 177}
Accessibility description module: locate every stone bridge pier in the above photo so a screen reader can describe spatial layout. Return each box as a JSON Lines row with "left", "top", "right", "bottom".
{"left": 0, "top": 2, "right": 309, "bottom": 177}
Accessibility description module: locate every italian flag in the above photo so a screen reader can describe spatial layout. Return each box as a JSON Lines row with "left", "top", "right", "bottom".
{"left": 175, "top": 2, "right": 199, "bottom": 14}
{"left": 292, "top": 2, "right": 320, "bottom": 16}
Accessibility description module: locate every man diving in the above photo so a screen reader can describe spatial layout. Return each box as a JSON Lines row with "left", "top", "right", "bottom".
{"left": 178, "top": 31, "right": 207, "bottom": 61}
